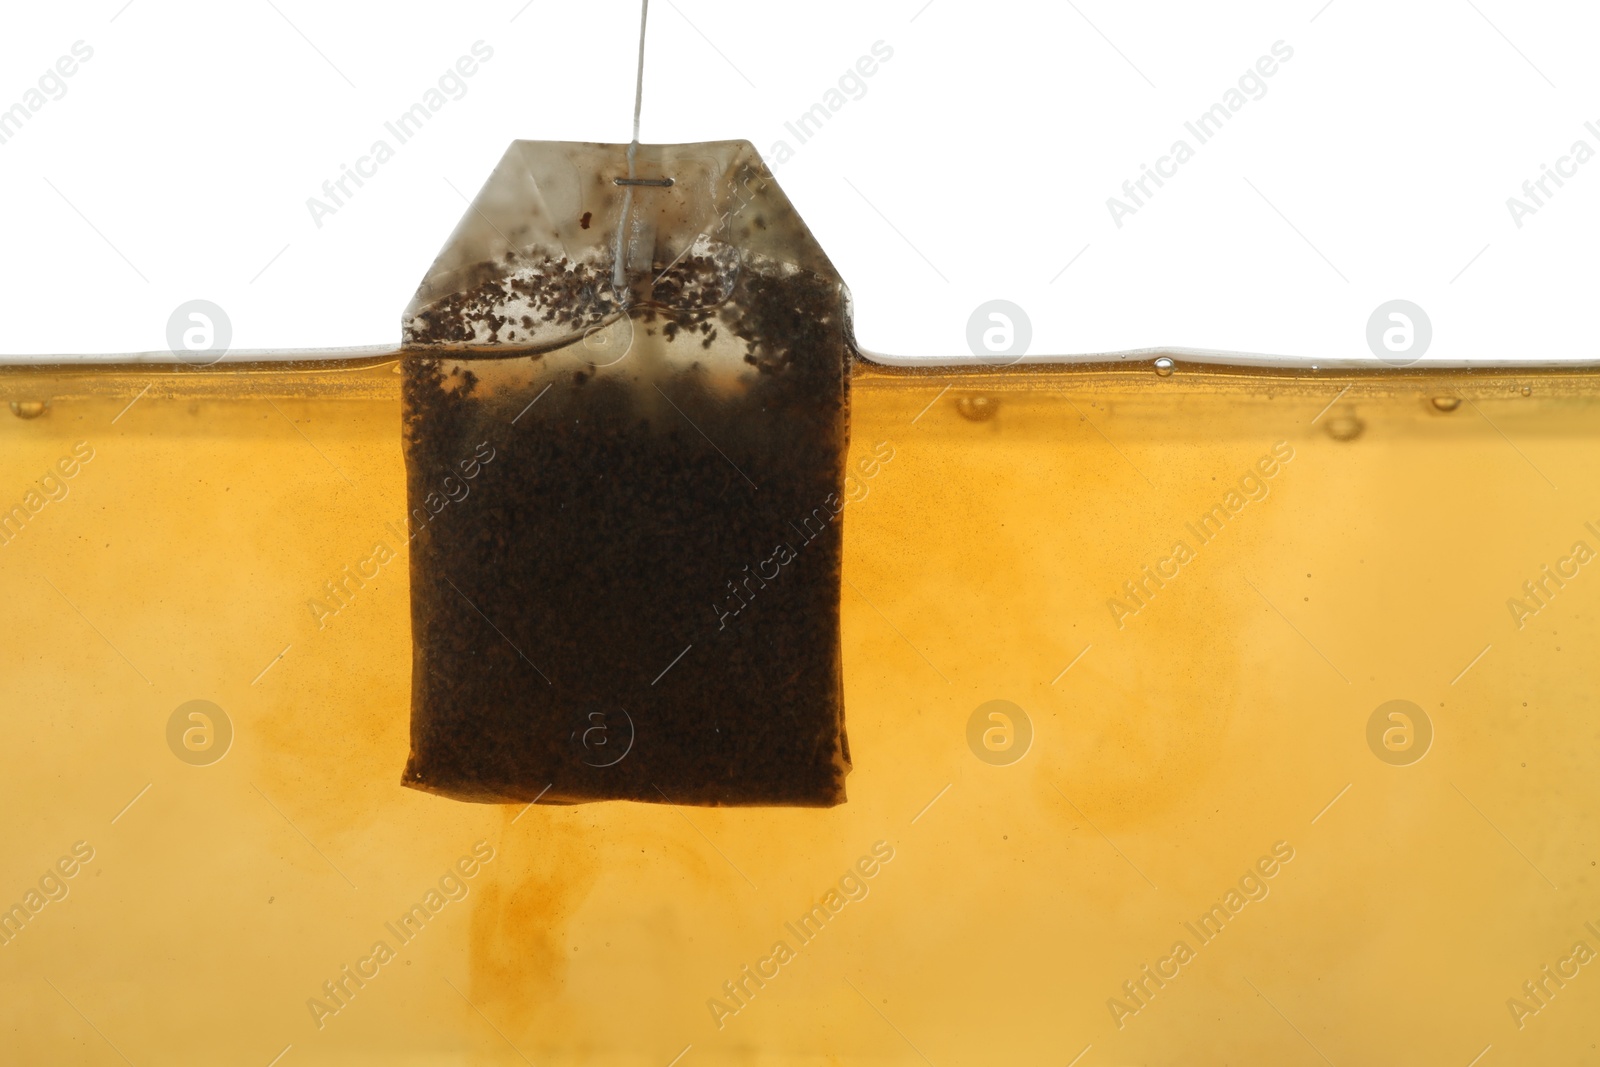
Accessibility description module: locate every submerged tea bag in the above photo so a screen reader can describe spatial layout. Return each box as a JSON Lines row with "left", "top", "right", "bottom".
{"left": 399, "top": 140, "right": 851, "bottom": 806}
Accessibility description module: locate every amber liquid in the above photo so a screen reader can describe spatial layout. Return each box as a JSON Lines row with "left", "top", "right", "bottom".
{"left": 2, "top": 355, "right": 1596, "bottom": 1064}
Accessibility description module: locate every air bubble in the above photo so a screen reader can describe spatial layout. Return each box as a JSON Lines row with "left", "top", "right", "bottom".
{"left": 955, "top": 395, "right": 999, "bottom": 422}
{"left": 1325, "top": 413, "right": 1364, "bottom": 442}
{"left": 9, "top": 400, "right": 48, "bottom": 419}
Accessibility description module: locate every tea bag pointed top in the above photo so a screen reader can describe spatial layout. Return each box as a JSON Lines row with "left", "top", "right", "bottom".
{"left": 402, "top": 139, "right": 839, "bottom": 351}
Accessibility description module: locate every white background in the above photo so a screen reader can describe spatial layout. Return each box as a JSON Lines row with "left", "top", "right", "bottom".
{"left": 1, "top": 0, "right": 1596, "bottom": 363}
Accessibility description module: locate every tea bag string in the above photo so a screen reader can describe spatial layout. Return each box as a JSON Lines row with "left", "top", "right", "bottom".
{"left": 628, "top": 0, "right": 648, "bottom": 153}
{"left": 611, "top": 0, "right": 652, "bottom": 296}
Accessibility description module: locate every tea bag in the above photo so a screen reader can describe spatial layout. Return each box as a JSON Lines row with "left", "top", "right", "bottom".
{"left": 399, "top": 140, "right": 851, "bottom": 806}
